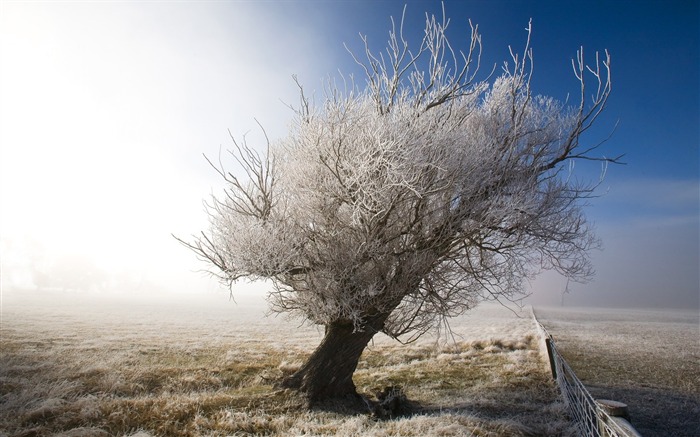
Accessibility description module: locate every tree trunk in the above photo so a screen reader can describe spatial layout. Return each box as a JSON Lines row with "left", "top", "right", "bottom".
{"left": 280, "top": 319, "right": 382, "bottom": 402}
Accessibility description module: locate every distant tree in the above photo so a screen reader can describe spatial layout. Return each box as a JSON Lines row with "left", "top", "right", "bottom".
{"left": 179, "top": 7, "right": 616, "bottom": 402}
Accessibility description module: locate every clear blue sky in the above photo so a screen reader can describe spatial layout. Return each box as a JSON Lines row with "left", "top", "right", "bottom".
{"left": 1, "top": 1, "right": 697, "bottom": 308}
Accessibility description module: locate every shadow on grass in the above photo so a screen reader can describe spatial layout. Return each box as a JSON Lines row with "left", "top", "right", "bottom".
{"left": 587, "top": 384, "right": 700, "bottom": 437}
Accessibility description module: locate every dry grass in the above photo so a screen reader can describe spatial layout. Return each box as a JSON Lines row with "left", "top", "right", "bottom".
{"left": 1, "top": 291, "right": 574, "bottom": 436}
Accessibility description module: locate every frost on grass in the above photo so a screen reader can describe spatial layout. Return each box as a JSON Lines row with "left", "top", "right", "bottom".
{"left": 536, "top": 306, "right": 700, "bottom": 437}
{"left": 1, "top": 292, "right": 574, "bottom": 436}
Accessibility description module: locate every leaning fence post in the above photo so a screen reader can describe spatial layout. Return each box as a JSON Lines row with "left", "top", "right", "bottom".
{"left": 544, "top": 337, "right": 557, "bottom": 380}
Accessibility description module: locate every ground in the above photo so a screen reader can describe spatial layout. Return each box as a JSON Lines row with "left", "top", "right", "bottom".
{"left": 0, "top": 289, "right": 574, "bottom": 436}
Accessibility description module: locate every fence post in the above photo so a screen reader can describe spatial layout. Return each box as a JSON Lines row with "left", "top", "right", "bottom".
{"left": 596, "top": 400, "right": 642, "bottom": 437}
{"left": 597, "top": 400, "right": 630, "bottom": 421}
{"left": 544, "top": 337, "right": 557, "bottom": 380}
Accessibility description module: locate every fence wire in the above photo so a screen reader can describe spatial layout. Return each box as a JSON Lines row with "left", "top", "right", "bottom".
{"left": 532, "top": 311, "right": 641, "bottom": 437}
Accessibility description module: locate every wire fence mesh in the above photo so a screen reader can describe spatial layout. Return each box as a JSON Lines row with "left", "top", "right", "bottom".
{"left": 532, "top": 310, "right": 642, "bottom": 437}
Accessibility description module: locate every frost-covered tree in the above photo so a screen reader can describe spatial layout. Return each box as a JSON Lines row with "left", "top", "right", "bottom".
{"left": 179, "top": 8, "right": 616, "bottom": 402}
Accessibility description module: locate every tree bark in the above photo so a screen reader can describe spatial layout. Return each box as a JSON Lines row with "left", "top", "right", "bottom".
{"left": 281, "top": 318, "right": 384, "bottom": 402}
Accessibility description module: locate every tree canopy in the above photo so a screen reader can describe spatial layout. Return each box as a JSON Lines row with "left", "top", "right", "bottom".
{"left": 179, "top": 7, "right": 615, "bottom": 401}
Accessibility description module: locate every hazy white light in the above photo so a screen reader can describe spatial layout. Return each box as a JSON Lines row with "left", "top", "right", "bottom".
{"left": 0, "top": 2, "right": 332, "bottom": 292}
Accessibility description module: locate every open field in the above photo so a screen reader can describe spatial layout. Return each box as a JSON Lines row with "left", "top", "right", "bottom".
{"left": 535, "top": 306, "right": 700, "bottom": 437}
{"left": 0, "top": 289, "right": 574, "bottom": 436}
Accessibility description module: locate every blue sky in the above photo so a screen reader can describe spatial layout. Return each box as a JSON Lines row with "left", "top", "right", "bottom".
{"left": 1, "top": 1, "right": 697, "bottom": 308}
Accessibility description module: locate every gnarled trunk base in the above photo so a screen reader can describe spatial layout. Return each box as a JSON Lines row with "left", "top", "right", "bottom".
{"left": 280, "top": 321, "right": 377, "bottom": 403}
